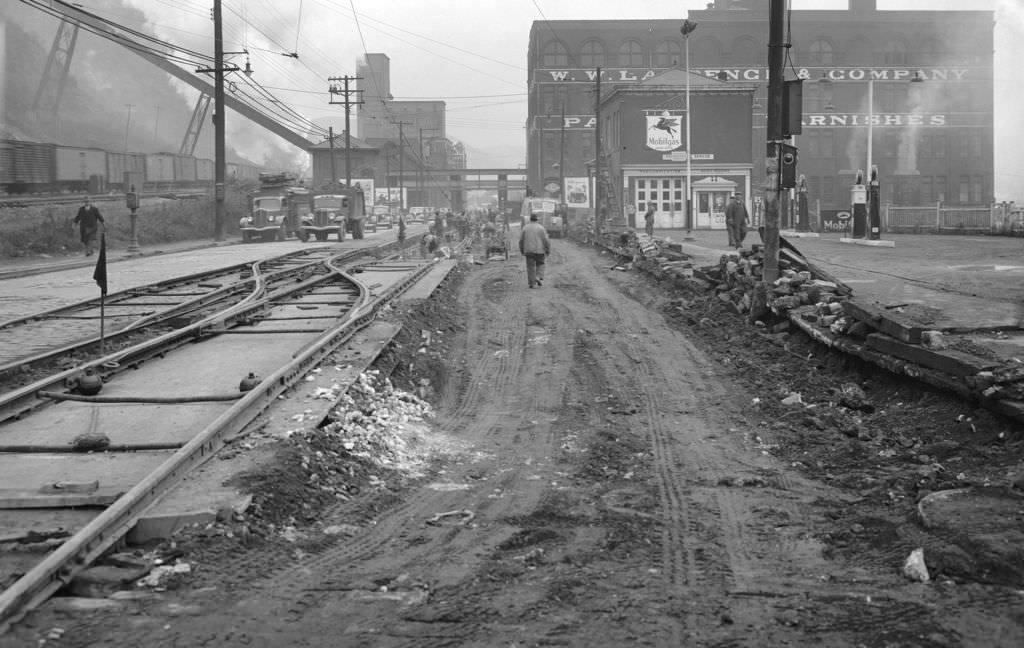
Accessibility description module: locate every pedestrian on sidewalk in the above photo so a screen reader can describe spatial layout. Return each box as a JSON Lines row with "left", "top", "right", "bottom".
{"left": 725, "top": 194, "right": 749, "bottom": 249}
{"left": 519, "top": 212, "right": 550, "bottom": 288}
{"left": 644, "top": 205, "right": 655, "bottom": 238}
{"left": 73, "top": 198, "right": 105, "bottom": 256}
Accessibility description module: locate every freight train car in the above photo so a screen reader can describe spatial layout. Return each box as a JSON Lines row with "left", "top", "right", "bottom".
{"left": 0, "top": 141, "right": 55, "bottom": 192}
{"left": 1, "top": 138, "right": 265, "bottom": 195}
{"left": 106, "top": 152, "right": 146, "bottom": 191}
{"left": 54, "top": 145, "right": 107, "bottom": 192}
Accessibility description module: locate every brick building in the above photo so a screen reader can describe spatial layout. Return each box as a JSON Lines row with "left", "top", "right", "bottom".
{"left": 526, "top": 0, "right": 994, "bottom": 229}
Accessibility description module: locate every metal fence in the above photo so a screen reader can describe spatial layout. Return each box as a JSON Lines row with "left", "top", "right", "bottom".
{"left": 885, "top": 203, "right": 1024, "bottom": 235}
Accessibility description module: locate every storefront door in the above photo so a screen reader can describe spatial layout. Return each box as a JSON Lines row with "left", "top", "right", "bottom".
{"left": 696, "top": 190, "right": 731, "bottom": 229}
{"left": 634, "top": 177, "right": 684, "bottom": 228}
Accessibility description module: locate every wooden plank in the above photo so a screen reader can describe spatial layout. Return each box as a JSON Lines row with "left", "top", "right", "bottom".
{"left": 779, "top": 235, "right": 853, "bottom": 295}
{"left": 865, "top": 333, "right": 1001, "bottom": 377}
{"left": 842, "top": 300, "right": 925, "bottom": 344}
{"left": 0, "top": 490, "right": 120, "bottom": 509}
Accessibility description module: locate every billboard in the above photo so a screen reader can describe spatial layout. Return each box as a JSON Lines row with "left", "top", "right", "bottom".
{"left": 564, "top": 177, "right": 590, "bottom": 208}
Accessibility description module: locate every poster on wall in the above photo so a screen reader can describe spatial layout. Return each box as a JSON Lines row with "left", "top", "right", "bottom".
{"left": 564, "top": 177, "right": 590, "bottom": 208}
{"left": 374, "top": 187, "right": 406, "bottom": 209}
{"left": 645, "top": 110, "right": 683, "bottom": 152}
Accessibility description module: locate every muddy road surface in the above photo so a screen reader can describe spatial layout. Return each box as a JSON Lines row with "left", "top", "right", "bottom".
{"left": 4, "top": 239, "right": 1022, "bottom": 647}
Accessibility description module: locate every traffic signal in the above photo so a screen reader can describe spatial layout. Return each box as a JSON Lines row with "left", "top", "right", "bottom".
{"left": 780, "top": 144, "right": 798, "bottom": 189}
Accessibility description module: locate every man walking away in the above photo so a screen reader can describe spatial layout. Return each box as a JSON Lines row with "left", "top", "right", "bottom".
{"left": 518, "top": 212, "right": 550, "bottom": 288}
{"left": 74, "top": 198, "right": 105, "bottom": 256}
{"left": 725, "top": 194, "right": 749, "bottom": 249}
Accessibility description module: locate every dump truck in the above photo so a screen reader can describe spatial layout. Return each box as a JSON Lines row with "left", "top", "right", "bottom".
{"left": 240, "top": 173, "right": 310, "bottom": 242}
{"left": 520, "top": 197, "right": 565, "bottom": 238}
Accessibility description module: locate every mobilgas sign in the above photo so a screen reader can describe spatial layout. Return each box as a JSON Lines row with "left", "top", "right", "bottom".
{"left": 538, "top": 67, "right": 976, "bottom": 84}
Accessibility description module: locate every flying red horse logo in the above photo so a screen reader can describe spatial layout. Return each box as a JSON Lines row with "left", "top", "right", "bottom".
{"left": 653, "top": 116, "right": 679, "bottom": 136}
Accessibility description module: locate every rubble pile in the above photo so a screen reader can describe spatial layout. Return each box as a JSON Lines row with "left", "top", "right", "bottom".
{"left": 622, "top": 233, "right": 1024, "bottom": 423}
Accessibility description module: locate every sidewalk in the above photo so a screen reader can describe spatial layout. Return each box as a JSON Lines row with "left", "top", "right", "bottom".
{"left": 0, "top": 238, "right": 239, "bottom": 281}
{"left": 652, "top": 227, "right": 1024, "bottom": 331}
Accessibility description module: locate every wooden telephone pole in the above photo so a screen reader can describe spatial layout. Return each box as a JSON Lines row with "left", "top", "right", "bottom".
{"left": 763, "top": 0, "right": 786, "bottom": 284}
{"left": 328, "top": 75, "right": 363, "bottom": 188}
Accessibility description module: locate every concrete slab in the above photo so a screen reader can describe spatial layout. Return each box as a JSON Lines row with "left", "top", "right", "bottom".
{"left": 397, "top": 260, "right": 458, "bottom": 302}
{"left": 839, "top": 237, "right": 896, "bottom": 247}
{"left": 780, "top": 231, "right": 820, "bottom": 238}
{"left": 0, "top": 452, "right": 170, "bottom": 507}
{"left": 131, "top": 321, "right": 405, "bottom": 542}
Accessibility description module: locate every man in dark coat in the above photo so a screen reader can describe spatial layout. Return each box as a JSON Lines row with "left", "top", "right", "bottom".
{"left": 725, "top": 194, "right": 749, "bottom": 249}
{"left": 73, "top": 198, "right": 105, "bottom": 256}
{"left": 518, "top": 212, "right": 551, "bottom": 288}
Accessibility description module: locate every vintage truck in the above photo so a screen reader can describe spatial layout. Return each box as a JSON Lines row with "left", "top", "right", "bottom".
{"left": 301, "top": 187, "right": 367, "bottom": 241}
{"left": 520, "top": 197, "right": 566, "bottom": 238}
{"left": 240, "top": 173, "right": 310, "bottom": 242}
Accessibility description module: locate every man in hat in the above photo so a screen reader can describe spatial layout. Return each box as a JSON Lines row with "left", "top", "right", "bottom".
{"left": 518, "top": 212, "right": 550, "bottom": 288}
{"left": 725, "top": 193, "right": 749, "bottom": 250}
{"left": 73, "top": 198, "right": 105, "bottom": 256}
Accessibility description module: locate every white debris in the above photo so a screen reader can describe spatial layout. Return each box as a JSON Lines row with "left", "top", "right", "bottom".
{"left": 902, "top": 548, "right": 930, "bottom": 582}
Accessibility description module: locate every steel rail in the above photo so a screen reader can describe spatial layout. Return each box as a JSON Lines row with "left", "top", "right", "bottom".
{"left": 0, "top": 248, "right": 369, "bottom": 400}
{"left": 0, "top": 252, "right": 344, "bottom": 423}
{"left": 0, "top": 255, "right": 439, "bottom": 631}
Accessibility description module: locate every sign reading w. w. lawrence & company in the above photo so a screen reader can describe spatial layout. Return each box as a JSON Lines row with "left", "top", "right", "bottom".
{"left": 538, "top": 67, "right": 978, "bottom": 84}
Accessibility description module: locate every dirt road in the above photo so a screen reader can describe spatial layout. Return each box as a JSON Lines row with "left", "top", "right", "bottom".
{"left": 4, "top": 240, "right": 1021, "bottom": 647}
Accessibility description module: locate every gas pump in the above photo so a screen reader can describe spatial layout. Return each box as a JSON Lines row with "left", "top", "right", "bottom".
{"left": 851, "top": 171, "right": 867, "bottom": 239}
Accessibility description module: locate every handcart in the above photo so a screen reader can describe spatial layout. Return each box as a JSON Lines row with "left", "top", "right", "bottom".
{"left": 482, "top": 224, "right": 509, "bottom": 260}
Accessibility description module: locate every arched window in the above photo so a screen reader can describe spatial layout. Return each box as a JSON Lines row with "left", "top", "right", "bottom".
{"left": 654, "top": 41, "right": 681, "bottom": 67}
{"left": 731, "top": 37, "right": 760, "bottom": 65}
{"left": 581, "top": 40, "right": 605, "bottom": 68}
{"left": 809, "top": 39, "right": 834, "bottom": 65}
{"left": 619, "top": 40, "right": 644, "bottom": 67}
{"left": 884, "top": 40, "right": 907, "bottom": 66}
{"left": 541, "top": 41, "right": 568, "bottom": 67}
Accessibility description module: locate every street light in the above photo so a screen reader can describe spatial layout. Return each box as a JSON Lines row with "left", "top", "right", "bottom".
{"left": 680, "top": 19, "right": 698, "bottom": 236}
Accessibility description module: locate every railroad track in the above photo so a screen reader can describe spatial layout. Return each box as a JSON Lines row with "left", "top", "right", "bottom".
{"left": 0, "top": 240, "right": 450, "bottom": 631}
{"left": 0, "top": 248, "right": 345, "bottom": 378}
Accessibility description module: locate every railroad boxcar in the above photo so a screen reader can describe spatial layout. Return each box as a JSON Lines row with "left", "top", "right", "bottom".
{"left": 196, "top": 158, "right": 214, "bottom": 183}
{"left": 106, "top": 152, "right": 146, "bottom": 190}
{"left": 1, "top": 140, "right": 56, "bottom": 193}
{"left": 145, "top": 153, "right": 176, "bottom": 186}
{"left": 174, "top": 154, "right": 198, "bottom": 185}
{"left": 54, "top": 145, "right": 107, "bottom": 192}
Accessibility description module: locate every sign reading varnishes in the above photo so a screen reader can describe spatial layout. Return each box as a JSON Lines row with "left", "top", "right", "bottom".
{"left": 645, "top": 111, "right": 683, "bottom": 152}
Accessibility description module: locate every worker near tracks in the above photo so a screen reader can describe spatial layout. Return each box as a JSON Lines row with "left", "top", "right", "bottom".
{"left": 397, "top": 212, "right": 407, "bottom": 258}
{"left": 434, "top": 210, "right": 445, "bottom": 239}
{"left": 644, "top": 205, "right": 655, "bottom": 238}
{"left": 73, "top": 198, "right": 105, "bottom": 256}
{"left": 725, "top": 193, "right": 749, "bottom": 249}
{"left": 518, "top": 212, "right": 550, "bottom": 289}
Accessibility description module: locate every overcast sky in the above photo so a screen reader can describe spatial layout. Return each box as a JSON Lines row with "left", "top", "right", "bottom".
{"left": 111, "top": 0, "right": 1022, "bottom": 199}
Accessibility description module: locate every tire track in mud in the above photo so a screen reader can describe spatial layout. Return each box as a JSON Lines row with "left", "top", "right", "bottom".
{"left": 273, "top": 259, "right": 574, "bottom": 646}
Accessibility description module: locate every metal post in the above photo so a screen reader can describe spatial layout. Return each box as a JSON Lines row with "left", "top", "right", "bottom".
{"left": 681, "top": 19, "right": 697, "bottom": 235}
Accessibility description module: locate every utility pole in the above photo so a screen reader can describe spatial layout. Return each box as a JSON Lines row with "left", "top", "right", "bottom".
{"left": 763, "top": 0, "right": 786, "bottom": 284}
{"left": 328, "top": 75, "right": 362, "bottom": 188}
{"left": 594, "top": 67, "right": 602, "bottom": 237}
{"left": 559, "top": 103, "right": 565, "bottom": 204}
{"left": 328, "top": 126, "right": 337, "bottom": 189}
{"left": 195, "top": 0, "right": 239, "bottom": 241}
{"left": 123, "top": 103, "right": 134, "bottom": 153}
{"left": 212, "top": 0, "right": 225, "bottom": 241}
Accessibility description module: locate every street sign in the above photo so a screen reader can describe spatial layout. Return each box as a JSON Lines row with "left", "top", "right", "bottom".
{"left": 662, "top": 151, "right": 688, "bottom": 162}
